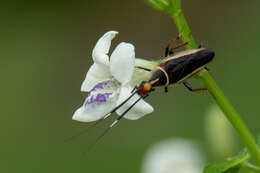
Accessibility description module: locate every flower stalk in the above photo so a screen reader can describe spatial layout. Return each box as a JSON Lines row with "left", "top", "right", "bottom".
{"left": 148, "top": 0, "right": 260, "bottom": 166}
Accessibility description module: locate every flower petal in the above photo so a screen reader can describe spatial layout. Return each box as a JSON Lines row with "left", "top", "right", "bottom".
{"left": 142, "top": 138, "right": 206, "bottom": 173}
{"left": 81, "top": 30, "right": 118, "bottom": 92}
{"left": 110, "top": 42, "right": 135, "bottom": 85}
{"left": 81, "top": 63, "right": 112, "bottom": 92}
{"left": 73, "top": 80, "right": 120, "bottom": 122}
{"left": 130, "top": 58, "right": 160, "bottom": 87}
{"left": 116, "top": 85, "right": 154, "bottom": 120}
{"left": 92, "top": 30, "right": 118, "bottom": 66}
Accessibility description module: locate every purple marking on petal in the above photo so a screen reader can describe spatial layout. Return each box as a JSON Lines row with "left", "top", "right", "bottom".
{"left": 90, "top": 81, "right": 110, "bottom": 92}
{"left": 84, "top": 92, "right": 113, "bottom": 106}
{"left": 96, "top": 94, "right": 106, "bottom": 102}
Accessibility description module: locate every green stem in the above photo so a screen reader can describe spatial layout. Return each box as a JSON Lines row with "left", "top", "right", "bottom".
{"left": 167, "top": 0, "right": 197, "bottom": 49}
{"left": 198, "top": 70, "right": 260, "bottom": 165}
{"left": 167, "top": 0, "right": 260, "bottom": 166}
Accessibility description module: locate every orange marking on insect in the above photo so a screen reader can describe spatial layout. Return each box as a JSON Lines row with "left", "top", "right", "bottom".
{"left": 138, "top": 83, "right": 152, "bottom": 95}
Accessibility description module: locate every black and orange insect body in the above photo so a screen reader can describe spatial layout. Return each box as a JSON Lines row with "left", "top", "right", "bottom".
{"left": 136, "top": 47, "right": 215, "bottom": 96}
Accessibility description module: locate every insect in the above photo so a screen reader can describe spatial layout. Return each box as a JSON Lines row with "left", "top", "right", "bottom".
{"left": 80, "top": 35, "right": 215, "bottom": 146}
{"left": 110, "top": 36, "right": 214, "bottom": 124}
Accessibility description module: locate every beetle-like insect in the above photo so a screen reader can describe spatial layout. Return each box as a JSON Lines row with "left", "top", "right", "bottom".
{"left": 87, "top": 36, "right": 215, "bottom": 144}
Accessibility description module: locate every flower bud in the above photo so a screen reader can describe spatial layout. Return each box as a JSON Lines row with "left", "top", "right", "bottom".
{"left": 205, "top": 104, "right": 238, "bottom": 159}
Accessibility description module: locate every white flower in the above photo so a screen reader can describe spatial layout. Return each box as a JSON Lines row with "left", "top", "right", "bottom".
{"left": 141, "top": 138, "right": 206, "bottom": 173}
{"left": 72, "top": 31, "right": 159, "bottom": 122}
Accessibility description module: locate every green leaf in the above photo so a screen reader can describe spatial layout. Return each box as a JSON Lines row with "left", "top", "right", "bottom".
{"left": 145, "top": 0, "right": 169, "bottom": 11}
{"left": 204, "top": 149, "right": 250, "bottom": 173}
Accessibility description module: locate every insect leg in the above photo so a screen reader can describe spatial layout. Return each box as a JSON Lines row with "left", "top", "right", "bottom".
{"left": 164, "top": 86, "right": 168, "bottom": 93}
{"left": 168, "top": 41, "right": 189, "bottom": 53}
{"left": 183, "top": 82, "right": 207, "bottom": 92}
{"left": 165, "top": 36, "right": 180, "bottom": 57}
{"left": 135, "top": 66, "right": 152, "bottom": 72}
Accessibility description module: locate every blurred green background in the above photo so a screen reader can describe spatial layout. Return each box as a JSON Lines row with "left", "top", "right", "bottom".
{"left": 1, "top": 0, "right": 260, "bottom": 172}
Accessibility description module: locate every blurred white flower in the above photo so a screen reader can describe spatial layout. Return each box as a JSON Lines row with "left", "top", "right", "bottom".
{"left": 141, "top": 138, "right": 206, "bottom": 173}
{"left": 73, "top": 31, "right": 159, "bottom": 122}
{"left": 205, "top": 104, "right": 237, "bottom": 159}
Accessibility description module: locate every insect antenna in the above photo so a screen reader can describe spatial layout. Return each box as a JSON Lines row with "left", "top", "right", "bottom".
{"left": 87, "top": 93, "right": 149, "bottom": 151}
{"left": 64, "top": 118, "right": 107, "bottom": 142}
{"left": 102, "top": 88, "right": 139, "bottom": 119}
{"left": 110, "top": 93, "right": 149, "bottom": 127}
{"left": 65, "top": 88, "right": 140, "bottom": 143}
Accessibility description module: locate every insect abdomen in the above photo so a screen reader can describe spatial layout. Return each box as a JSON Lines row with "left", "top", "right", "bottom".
{"left": 149, "top": 48, "right": 215, "bottom": 87}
